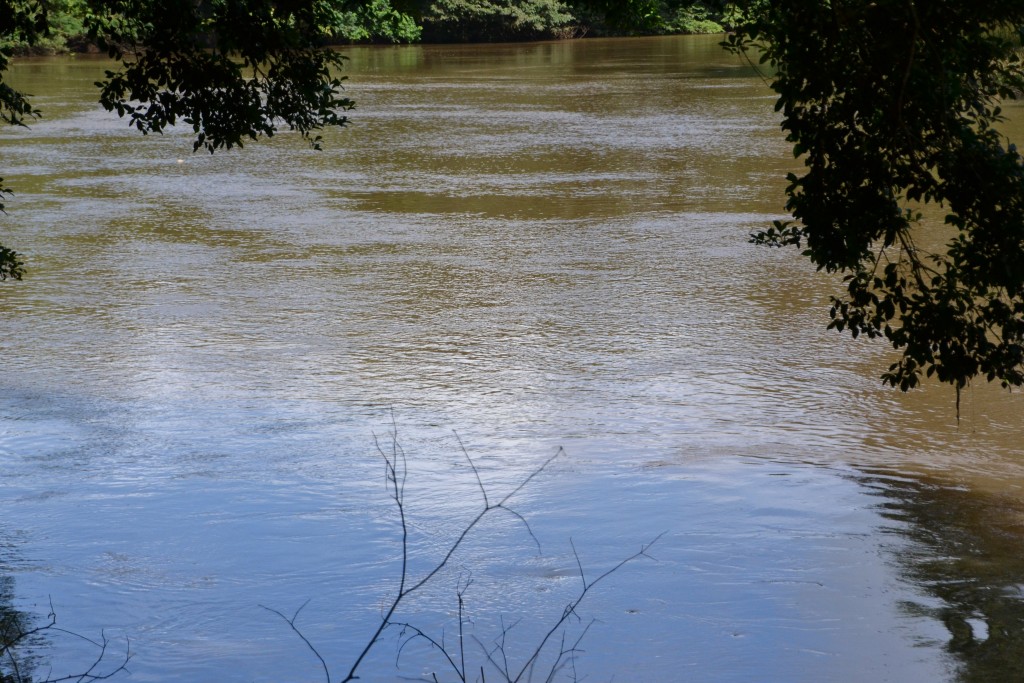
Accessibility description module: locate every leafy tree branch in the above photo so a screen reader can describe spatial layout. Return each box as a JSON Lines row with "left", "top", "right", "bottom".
{"left": 0, "top": 0, "right": 356, "bottom": 276}
{"left": 726, "top": 0, "right": 1024, "bottom": 402}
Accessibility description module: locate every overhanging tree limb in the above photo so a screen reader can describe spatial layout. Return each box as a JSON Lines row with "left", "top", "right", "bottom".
{"left": 726, "top": 0, "right": 1024, "bottom": 397}
{"left": 0, "top": 0, "right": 355, "bottom": 277}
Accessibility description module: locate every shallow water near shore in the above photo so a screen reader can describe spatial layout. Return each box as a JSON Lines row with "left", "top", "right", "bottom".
{"left": 2, "top": 35, "right": 1024, "bottom": 681}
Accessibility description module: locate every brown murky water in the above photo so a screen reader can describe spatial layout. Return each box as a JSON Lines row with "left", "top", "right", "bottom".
{"left": 1, "top": 35, "right": 1023, "bottom": 682}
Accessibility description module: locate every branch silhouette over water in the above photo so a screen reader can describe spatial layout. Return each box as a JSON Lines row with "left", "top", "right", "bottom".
{"left": 265, "top": 423, "right": 662, "bottom": 683}
{"left": 2, "top": 424, "right": 658, "bottom": 682}
{"left": 0, "top": 594, "right": 130, "bottom": 683}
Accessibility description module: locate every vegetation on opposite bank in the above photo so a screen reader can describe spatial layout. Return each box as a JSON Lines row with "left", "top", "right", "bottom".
{"left": 1, "top": 0, "right": 733, "bottom": 53}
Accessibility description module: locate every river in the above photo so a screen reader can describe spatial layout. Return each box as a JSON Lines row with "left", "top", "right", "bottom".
{"left": 1, "top": 35, "right": 1023, "bottom": 682}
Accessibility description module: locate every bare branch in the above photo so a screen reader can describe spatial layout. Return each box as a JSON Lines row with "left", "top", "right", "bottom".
{"left": 340, "top": 429, "right": 412, "bottom": 682}
{"left": 271, "top": 426, "right": 651, "bottom": 683}
{"left": 0, "top": 598, "right": 131, "bottom": 683}
{"left": 494, "top": 507, "right": 542, "bottom": 555}
{"left": 394, "top": 621, "right": 463, "bottom": 681}
{"left": 509, "top": 533, "right": 665, "bottom": 683}
{"left": 455, "top": 432, "right": 489, "bottom": 509}
{"left": 497, "top": 448, "right": 564, "bottom": 508}
{"left": 260, "top": 600, "right": 330, "bottom": 683}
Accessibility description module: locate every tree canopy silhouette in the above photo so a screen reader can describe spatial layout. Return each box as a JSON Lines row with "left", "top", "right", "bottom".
{"left": 727, "top": 1, "right": 1024, "bottom": 400}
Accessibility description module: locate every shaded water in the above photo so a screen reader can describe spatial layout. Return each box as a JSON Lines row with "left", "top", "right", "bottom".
{"left": 1, "top": 36, "right": 1023, "bottom": 681}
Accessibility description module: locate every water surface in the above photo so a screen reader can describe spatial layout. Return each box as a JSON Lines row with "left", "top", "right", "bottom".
{"left": 1, "top": 35, "right": 1023, "bottom": 682}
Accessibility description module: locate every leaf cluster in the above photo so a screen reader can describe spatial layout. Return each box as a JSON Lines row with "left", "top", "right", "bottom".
{"left": 421, "top": 0, "right": 579, "bottom": 42}
{"left": 0, "top": 1, "right": 46, "bottom": 279}
{"left": 0, "top": 0, "right": 89, "bottom": 54}
{"left": 726, "top": 0, "right": 1024, "bottom": 396}
{"left": 0, "top": 0, "right": 356, "bottom": 277}
{"left": 329, "top": 0, "right": 423, "bottom": 44}
{"left": 0, "top": 1, "right": 44, "bottom": 130}
{"left": 86, "top": 0, "right": 354, "bottom": 153}
{"left": 658, "top": 3, "right": 723, "bottom": 35}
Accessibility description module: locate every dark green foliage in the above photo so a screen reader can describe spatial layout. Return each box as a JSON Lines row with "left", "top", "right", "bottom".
{"left": 0, "top": 0, "right": 48, "bottom": 52}
{"left": 0, "top": 0, "right": 46, "bottom": 279}
{"left": 0, "top": 42, "right": 37, "bottom": 271}
{"left": 422, "top": 0, "right": 577, "bottom": 42}
{"left": 568, "top": 1, "right": 724, "bottom": 38}
{"left": 88, "top": 0, "right": 354, "bottom": 153}
{"left": 727, "top": 1, "right": 1024, "bottom": 397}
{"left": 0, "top": 0, "right": 88, "bottom": 53}
{"left": 570, "top": 0, "right": 661, "bottom": 32}
{"left": 330, "top": 0, "right": 422, "bottom": 44}
{"left": 0, "top": 242, "right": 24, "bottom": 281}
{"left": 656, "top": 3, "right": 723, "bottom": 35}
{"left": 566, "top": 0, "right": 659, "bottom": 36}
{"left": 0, "top": 0, "right": 46, "bottom": 130}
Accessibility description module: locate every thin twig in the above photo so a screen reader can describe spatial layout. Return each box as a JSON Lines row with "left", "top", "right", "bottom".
{"left": 340, "top": 429, "right": 412, "bottom": 682}
{"left": 405, "top": 447, "right": 563, "bottom": 597}
{"left": 260, "top": 600, "right": 330, "bottom": 683}
{"left": 508, "top": 533, "right": 665, "bottom": 683}
{"left": 458, "top": 576, "right": 470, "bottom": 682}
{"left": 1, "top": 598, "right": 131, "bottom": 683}
{"left": 394, "top": 622, "right": 463, "bottom": 680}
{"left": 272, "top": 424, "right": 652, "bottom": 683}
{"left": 456, "top": 432, "right": 489, "bottom": 509}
